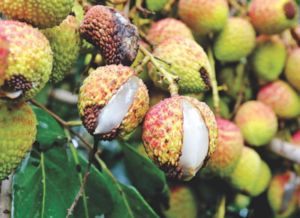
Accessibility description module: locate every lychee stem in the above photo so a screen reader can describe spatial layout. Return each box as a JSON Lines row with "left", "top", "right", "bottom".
{"left": 139, "top": 45, "right": 179, "bottom": 96}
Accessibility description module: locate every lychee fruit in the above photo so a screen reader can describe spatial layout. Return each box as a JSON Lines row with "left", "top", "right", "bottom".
{"left": 251, "top": 160, "right": 272, "bottom": 197}
{"left": 0, "top": 102, "right": 37, "bottom": 180}
{"left": 234, "top": 101, "right": 278, "bottom": 146}
{"left": 251, "top": 35, "right": 287, "bottom": 81}
{"left": 292, "top": 130, "right": 300, "bottom": 146}
{"left": 213, "top": 17, "right": 256, "bottom": 62}
{"left": 284, "top": 48, "right": 300, "bottom": 92}
{"left": 257, "top": 80, "right": 300, "bottom": 119}
{"left": 249, "top": 0, "right": 298, "bottom": 35}
{"left": 147, "top": 18, "right": 194, "bottom": 45}
{"left": 145, "top": 0, "right": 169, "bottom": 12}
{"left": 0, "top": 20, "right": 53, "bottom": 103}
{"left": 148, "top": 37, "right": 212, "bottom": 94}
{"left": 178, "top": 0, "right": 229, "bottom": 35}
{"left": 42, "top": 15, "right": 82, "bottom": 83}
{"left": 78, "top": 65, "right": 149, "bottom": 141}
{"left": 142, "top": 96, "right": 218, "bottom": 181}
{"left": 80, "top": 5, "right": 139, "bottom": 66}
{"left": 233, "top": 193, "right": 251, "bottom": 210}
{"left": 0, "top": 28, "right": 9, "bottom": 86}
{"left": 0, "top": 0, "right": 75, "bottom": 29}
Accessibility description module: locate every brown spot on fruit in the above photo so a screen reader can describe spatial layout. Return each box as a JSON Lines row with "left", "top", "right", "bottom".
{"left": 4, "top": 75, "right": 32, "bottom": 91}
{"left": 199, "top": 67, "right": 211, "bottom": 89}
{"left": 284, "top": 1, "right": 296, "bottom": 20}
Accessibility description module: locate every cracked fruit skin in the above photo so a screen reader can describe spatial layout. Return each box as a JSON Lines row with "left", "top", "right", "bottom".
{"left": 257, "top": 80, "right": 300, "bottom": 119}
{"left": 0, "top": 20, "right": 53, "bottom": 103}
{"left": 0, "top": 0, "right": 75, "bottom": 29}
{"left": 148, "top": 37, "right": 212, "bottom": 94}
{"left": 249, "top": 0, "right": 298, "bottom": 35}
{"left": 234, "top": 101, "right": 278, "bottom": 146}
{"left": 205, "top": 118, "right": 244, "bottom": 178}
{"left": 178, "top": 0, "right": 229, "bottom": 35}
{"left": 147, "top": 18, "right": 194, "bottom": 45}
{"left": 0, "top": 102, "right": 37, "bottom": 180}
{"left": 0, "top": 28, "right": 9, "bottom": 86}
{"left": 42, "top": 15, "right": 82, "bottom": 83}
{"left": 78, "top": 65, "right": 149, "bottom": 141}
{"left": 251, "top": 35, "right": 287, "bottom": 81}
{"left": 251, "top": 160, "right": 272, "bottom": 197}
{"left": 284, "top": 48, "right": 300, "bottom": 92}
{"left": 142, "top": 96, "right": 218, "bottom": 181}
{"left": 213, "top": 17, "right": 256, "bottom": 62}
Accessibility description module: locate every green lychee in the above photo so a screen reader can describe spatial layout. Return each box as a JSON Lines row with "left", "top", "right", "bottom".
{"left": 284, "top": 48, "right": 300, "bottom": 92}
{"left": 145, "top": 0, "right": 169, "bottom": 12}
{"left": 251, "top": 160, "right": 272, "bottom": 197}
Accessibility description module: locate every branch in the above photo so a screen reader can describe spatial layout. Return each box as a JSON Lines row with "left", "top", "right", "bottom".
{"left": 0, "top": 171, "right": 14, "bottom": 218}
{"left": 268, "top": 138, "right": 300, "bottom": 164}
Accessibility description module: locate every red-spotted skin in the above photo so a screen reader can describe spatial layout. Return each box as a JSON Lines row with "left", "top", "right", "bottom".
{"left": 292, "top": 130, "right": 300, "bottom": 146}
{"left": 284, "top": 48, "right": 300, "bottom": 92}
{"left": 0, "top": 27, "right": 9, "bottom": 86}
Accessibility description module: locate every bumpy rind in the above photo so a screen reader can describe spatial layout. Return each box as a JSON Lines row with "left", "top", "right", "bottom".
{"left": 0, "top": 20, "right": 53, "bottom": 103}
{"left": 0, "top": 28, "right": 9, "bottom": 86}
{"left": 78, "top": 65, "right": 149, "bottom": 140}
{"left": 284, "top": 48, "right": 300, "bottom": 92}
{"left": 0, "top": 0, "right": 74, "bottom": 29}
{"left": 148, "top": 37, "right": 212, "bottom": 94}
{"left": 42, "top": 15, "right": 82, "bottom": 83}
{"left": 0, "top": 102, "right": 37, "bottom": 180}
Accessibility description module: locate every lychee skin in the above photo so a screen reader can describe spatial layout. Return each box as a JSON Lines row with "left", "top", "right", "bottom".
{"left": 148, "top": 37, "right": 212, "bottom": 94}
{"left": 0, "top": 0, "right": 75, "bottom": 29}
{"left": 178, "top": 0, "right": 229, "bottom": 35}
{"left": 0, "top": 28, "right": 9, "bottom": 86}
{"left": 0, "top": 20, "right": 53, "bottom": 103}
{"left": 213, "top": 17, "right": 256, "bottom": 62}
{"left": 257, "top": 80, "right": 300, "bottom": 119}
{"left": 251, "top": 160, "right": 272, "bottom": 197}
{"left": 284, "top": 48, "right": 300, "bottom": 92}
{"left": 292, "top": 130, "right": 300, "bottom": 146}
{"left": 78, "top": 65, "right": 149, "bottom": 141}
{"left": 147, "top": 18, "right": 194, "bottom": 45}
{"left": 205, "top": 118, "right": 243, "bottom": 178}
{"left": 249, "top": 0, "right": 298, "bottom": 35}
{"left": 234, "top": 101, "right": 278, "bottom": 146}
{"left": 0, "top": 102, "right": 37, "bottom": 180}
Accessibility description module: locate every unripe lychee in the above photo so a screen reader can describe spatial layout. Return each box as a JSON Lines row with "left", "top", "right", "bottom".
{"left": 78, "top": 65, "right": 149, "bottom": 141}
{"left": 225, "top": 146, "right": 261, "bottom": 194}
{"left": 251, "top": 160, "right": 272, "bottom": 197}
{"left": 284, "top": 48, "right": 300, "bottom": 92}
{"left": 0, "top": 20, "right": 53, "bottom": 103}
{"left": 233, "top": 193, "right": 251, "bottom": 210}
{"left": 257, "top": 80, "right": 300, "bottom": 119}
{"left": 142, "top": 96, "right": 218, "bottom": 181}
{"left": 80, "top": 5, "right": 139, "bottom": 66}
{"left": 148, "top": 37, "right": 212, "bottom": 94}
{"left": 251, "top": 35, "right": 287, "bottom": 81}
{"left": 234, "top": 101, "right": 278, "bottom": 146}
{"left": 0, "top": 0, "right": 75, "bottom": 29}
{"left": 213, "top": 17, "right": 256, "bottom": 62}
{"left": 205, "top": 118, "right": 243, "bottom": 177}
{"left": 42, "top": 15, "right": 82, "bottom": 83}
{"left": 292, "top": 130, "right": 300, "bottom": 146}
{"left": 0, "top": 102, "right": 37, "bottom": 180}
{"left": 249, "top": 0, "right": 298, "bottom": 35}
{"left": 147, "top": 18, "right": 194, "bottom": 45}
{"left": 0, "top": 28, "right": 9, "bottom": 86}
{"left": 146, "top": 0, "right": 169, "bottom": 12}
{"left": 178, "top": 0, "right": 229, "bottom": 35}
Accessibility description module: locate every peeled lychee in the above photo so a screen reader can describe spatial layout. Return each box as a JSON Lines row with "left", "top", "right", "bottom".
{"left": 284, "top": 48, "right": 300, "bottom": 92}
{"left": 251, "top": 160, "right": 272, "bottom": 197}
{"left": 0, "top": 27, "right": 9, "bottom": 86}
{"left": 142, "top": 96, "right": 218, "bottom": 181}
{"left": 257, "top": 80, "right": 300, "bottom": 119}
{"left": 234, "top": 101, "right": 278, "bottom": 146}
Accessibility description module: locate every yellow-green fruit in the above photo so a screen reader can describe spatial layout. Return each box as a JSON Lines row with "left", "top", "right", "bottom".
{"left": 225, "top": 146, "right": 261, "bottom": 194}
{"left": 257, "top": 80, "right": 300, "bottom": 119}
{"left": 251, "top": 35, "right": 287, "bottom": 81}
{"left": 205, "top": 96, "right": 230, "bottom": 119}
{"left": 146, "top": 0, "right": 169, "bottom": 12}
{"left": 0, "top": 27, "right": 9, "bottom": 86}
{"left": 234, "top": 101, "right": 278, "bottom": 146}
{"left": 249, "top": 0, "right": 298, "bottom": 35}
{"left": 147, "top": 18, "right": 194, "bottom": 45}
{"left": 213, "top": 17, "right": 256, "bottom": 62}
{"left": 78, "top": 65, "right": 149, "bottom": 141}
{"left": 251, "top": 160, "right": 272, "bottom": 197}
{"left": 0, "top": 102, "right": 37, "bottom": 180}
{"left": 284, "top": 48, "right": 300, "bottom": 92}
{"left": 233, "top": 194, "right": 251, "bottom": 210}
{"left": 42, "top": 15, "right": 82, "bottom": 83}
{"left": 0, "top": 0, "right": 75, "bottom": 29}
{"left": 267, "top": 171, "right": 300, "bottom": 218}
{"left": 162, "top": 185, "right": 198, "bottom": 218}
{"left": 148, "top": 37, "right": 212, "bottom": 94}
{"left": 0, "top": 20, "right": 53, "bottom": 103}
{"left": 178, "top": 0, "right": 229, "bottom": 35}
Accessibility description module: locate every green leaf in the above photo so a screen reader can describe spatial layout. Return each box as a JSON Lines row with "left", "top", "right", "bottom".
{"left": 12, "top": 144, "right": 113, "bottom": 218}
{"left": 30, "top": 105, "right": 67, "bottom": 150}
{"left": 97, "top": 158, "right": 159, "bottom": 218}
{"left": 121, "top": 141, "right": 170, "bottom": 199}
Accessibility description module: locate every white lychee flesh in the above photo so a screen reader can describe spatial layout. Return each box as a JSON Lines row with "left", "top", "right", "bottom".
{"left": 1, "top": 89, "right": 23, "bottom": 99}
{"left": 94, "top": 76, "right": 139, "bottom": 134}
{"left": 178, "top": 99, "right": 209, "bottom": 181}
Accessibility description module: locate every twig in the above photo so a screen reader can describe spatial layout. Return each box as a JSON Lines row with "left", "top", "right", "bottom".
{"left": 154, "top": 56, "right": 172, "bottom": 67}
{"left": 139, "top": 45, "right": 180, "bottom": 96}
{"left": 228, "top": 0, "right": 247, "bottom": 17}
{"left": 0, "top": 171, "right": 13, "bottom": 218}
{"left": 67, "top": 121, "right": 83, "bottom": 127}
{"left": 134, "top": 56, "right": 150, "bottom": 74}
{"left": 214, "top": 194, "right": 226, "bottom": 218}
{"left": 66, "top": 137, "right": 99, "bottom": 218}
{"left": 136, "top": 6, "right": 155, "bottom": 17}
{"left": 291, "top": 27, "right": 300, "bottom": 47}
{"left": 138, "top": 30, "right": 156, "bottom": 47}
